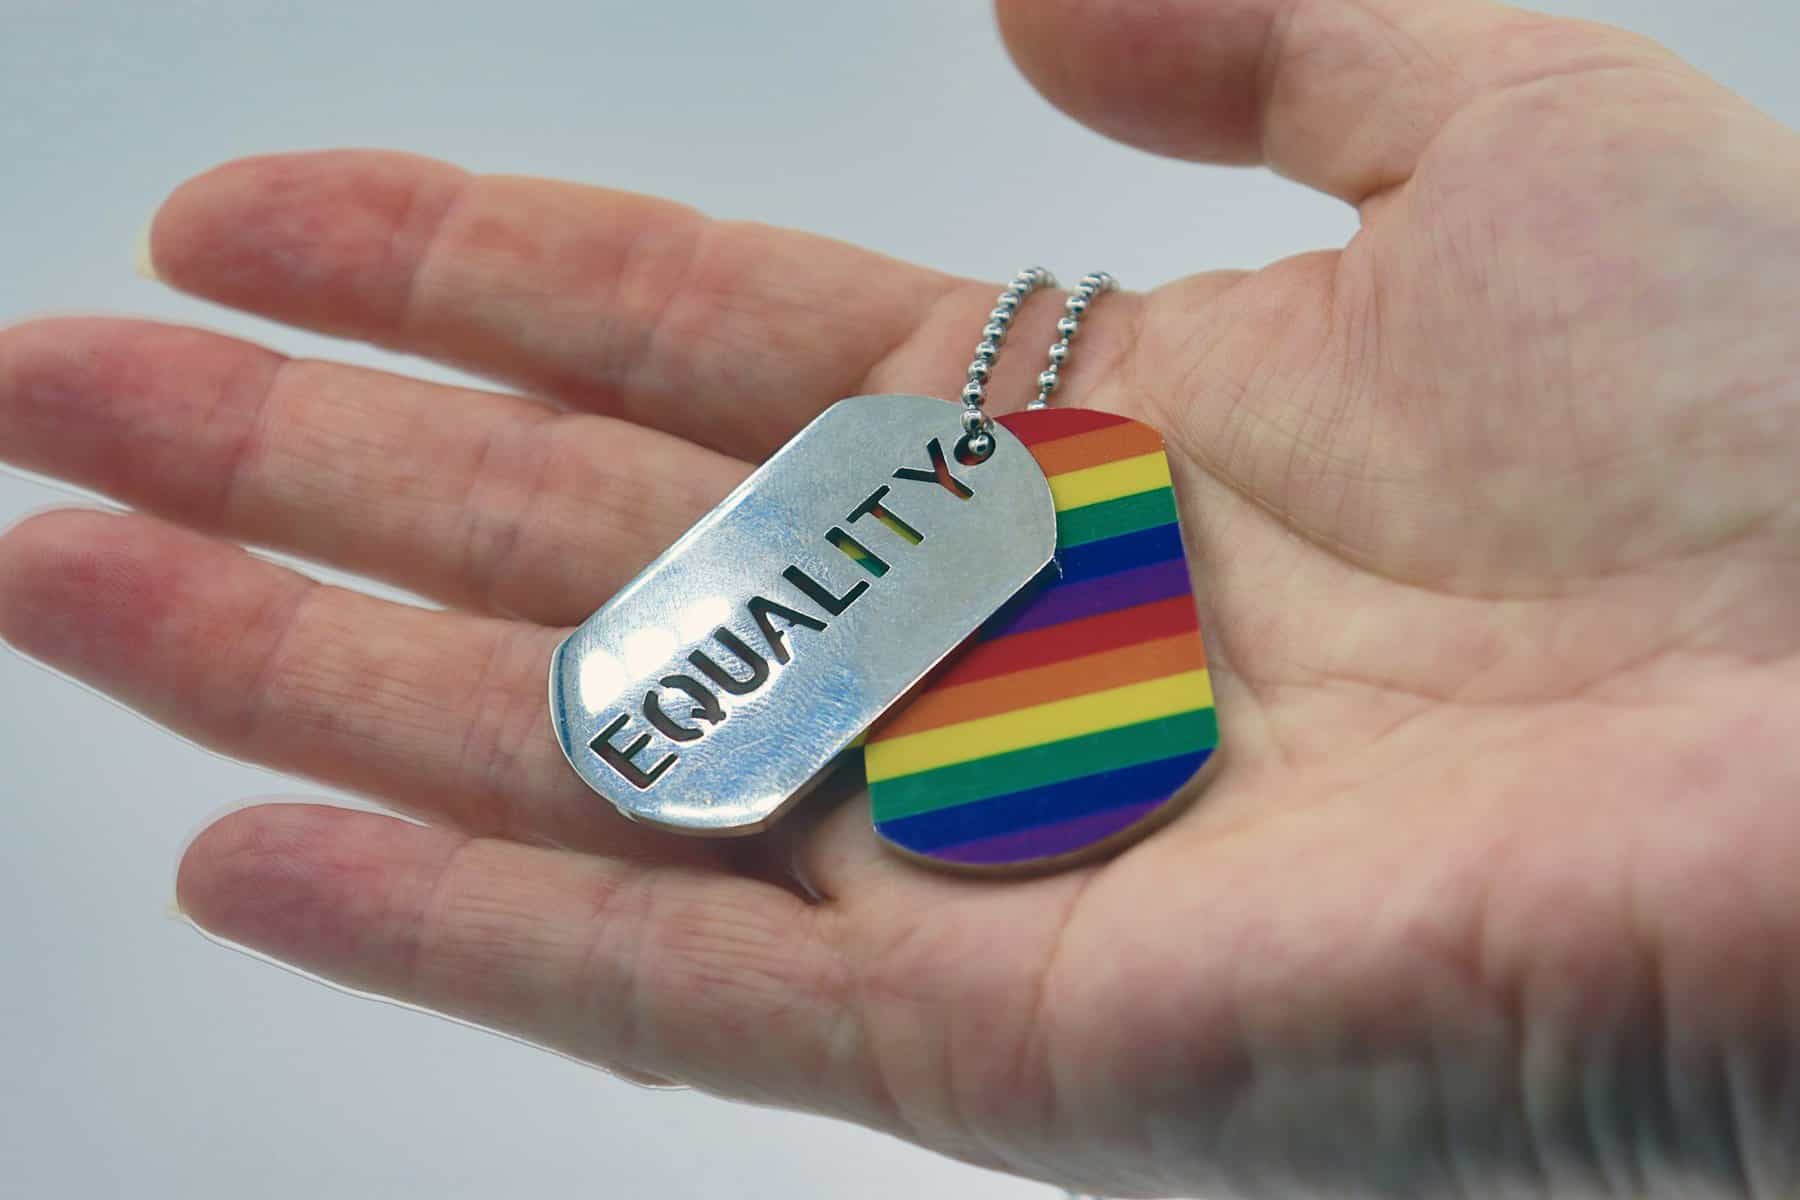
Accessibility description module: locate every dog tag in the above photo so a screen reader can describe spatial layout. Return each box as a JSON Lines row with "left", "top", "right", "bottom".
{"left": 550, "top": 395, "right": 1056, "bottom": 834}
{"left": 865, "top": 408, "right": 1219, "bottom": 871}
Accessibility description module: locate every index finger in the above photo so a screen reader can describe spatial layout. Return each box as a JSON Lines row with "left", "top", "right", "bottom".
{"left": 146, "top": 150, "right": 1023, "bottom": 458}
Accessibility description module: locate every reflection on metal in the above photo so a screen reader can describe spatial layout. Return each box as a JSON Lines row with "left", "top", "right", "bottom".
{"left": 550, "top": 394, "right": 1056, "bottom": 834}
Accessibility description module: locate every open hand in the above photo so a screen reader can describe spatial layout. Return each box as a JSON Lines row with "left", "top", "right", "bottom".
{"left": 3, "top": 1, "right": 1798, "bottom": 1195}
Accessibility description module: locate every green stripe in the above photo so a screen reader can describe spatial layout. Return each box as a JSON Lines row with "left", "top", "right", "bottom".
{"left": 870, "top": 708, "right": 1218, "bottom": 821}
{"left": 1057, "top": 487, "right": 1178, "bottom": 547}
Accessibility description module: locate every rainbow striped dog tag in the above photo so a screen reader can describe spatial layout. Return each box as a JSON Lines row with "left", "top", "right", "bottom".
{"left": 864, "top": 408, "right": 1218, "bottom": 871}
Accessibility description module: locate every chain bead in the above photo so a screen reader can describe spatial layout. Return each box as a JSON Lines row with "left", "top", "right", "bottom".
{"left": 960, "top": 267, "right": 1118, "bottom": 428}
{"left": 1029, "top": 270, "right": 1119, "bottom": 410}
{"left": 960, "top": 267, "right": 1057, "bottom": 435}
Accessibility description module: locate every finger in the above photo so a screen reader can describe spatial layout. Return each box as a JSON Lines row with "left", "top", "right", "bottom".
{"left": 146, "top": 150, "right": 1038, "bottom": 458}
{"left": 0, "top": 509, "right": 717, "bottom": 864}
{"left": 0, "top": 317, "right": 747, "bottom": 626}
{"left": 177, "top": 803, "right": 866, "bottom": 1111}
{"left": 996, "top": 0, "right": 1682, "bottom": 203}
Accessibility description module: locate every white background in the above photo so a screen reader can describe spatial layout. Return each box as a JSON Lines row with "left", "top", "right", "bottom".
{"left": 2, "top": 1, "right": 1796, "bottom": 1195}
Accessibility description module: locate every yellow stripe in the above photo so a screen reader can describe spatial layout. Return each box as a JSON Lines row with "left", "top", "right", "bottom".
{"left": 864, "top": 669, "right": 1213, "bottom": 782}
{"left": 1049, "top": 451, "right": 1171, "bottom": 512}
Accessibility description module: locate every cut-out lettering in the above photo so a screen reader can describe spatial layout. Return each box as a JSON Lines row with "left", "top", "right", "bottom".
{"left": 553, "top": 393, "right": 1059, "bottom": 822}
{"left": 746, "top": 595, "right": 827, "bottom": 664}
{"left": 643, "top": 674, "right": 725, "bottom": 742}
{"left": 783, "top": 564, "right": 867, "bottom": 616}
{"left": 591, "top": 714, "right": 675, "bottom": 790}
{"left": 892, "top": 437, "right": 973, "bottom": 499}
{"left": 825, "top": 526, "right": 889, "bottom": 577}
{"left": 689, "top": 629, "right": 771, "bottom": 695}
{"left": 846, "top": 485, "right": 924, "bottom": 545}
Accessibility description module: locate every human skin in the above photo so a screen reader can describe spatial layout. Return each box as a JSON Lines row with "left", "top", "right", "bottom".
{"left": 2, "top": 0, "right": 1798, "bottom": 1195}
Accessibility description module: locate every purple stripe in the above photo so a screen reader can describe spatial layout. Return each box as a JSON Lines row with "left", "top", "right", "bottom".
{"left": 988, "top": 557, "right": 1191, "bottom": 639}
{"left": 932, "top": 801, "right": 1161, "bottom": 866}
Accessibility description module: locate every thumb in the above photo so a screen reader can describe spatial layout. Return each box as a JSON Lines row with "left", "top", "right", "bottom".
{"left": 995, "top": 0, "right": 1684, "bottom": 204}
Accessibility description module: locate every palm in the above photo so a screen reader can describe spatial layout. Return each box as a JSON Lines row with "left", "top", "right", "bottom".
{"left": 5, "top": 2, "right": 1798, "bottom": 1196}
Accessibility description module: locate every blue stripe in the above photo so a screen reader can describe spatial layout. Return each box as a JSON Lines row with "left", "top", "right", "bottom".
{"left": 976, "top": 521, "right": 1184, "bottom": 640}
{"left": 875, "top": 749, "right": 1211, "bottom": 852}
{"left": 1057, "top": 521, "right": 1183, "bottom": 583}
{"left": 982, "top": 557, "right": 1192, "bottom": 641}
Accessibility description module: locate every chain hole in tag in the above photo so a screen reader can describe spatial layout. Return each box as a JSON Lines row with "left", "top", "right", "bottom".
{"left": 954, "top": 433, "right": 995, "bottom": 466}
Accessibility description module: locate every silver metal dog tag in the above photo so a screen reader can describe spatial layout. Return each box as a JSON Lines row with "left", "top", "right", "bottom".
{"left": 549, "top": 395, "right": 1056, "bottom": 834}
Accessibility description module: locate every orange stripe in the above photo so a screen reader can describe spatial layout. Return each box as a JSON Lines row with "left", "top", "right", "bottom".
{"left": 1031, "top": 421, "right": 1166, "bottom": 478}
{"left": 876, "top": 633, "right": 1207, "bottom": 739}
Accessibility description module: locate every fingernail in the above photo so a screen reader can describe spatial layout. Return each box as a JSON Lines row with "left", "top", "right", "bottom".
{"left": 609, "top": 1066, "right": 688, "bottom": 1091}
{"left": 133, "top": 216, "right": 160, "bottom": 281}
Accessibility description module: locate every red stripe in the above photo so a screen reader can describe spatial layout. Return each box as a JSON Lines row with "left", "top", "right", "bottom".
{"left": 1000, "top": 408, "right": 1129, "bottom": 446}
{"left": 931, "top": 595, "right": 1200, "bottom": 689}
